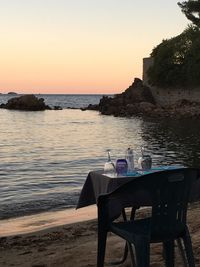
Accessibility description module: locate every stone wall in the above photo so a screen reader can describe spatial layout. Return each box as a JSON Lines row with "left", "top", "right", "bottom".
{"left": 150, "top": 86, "right": 200, "bottom": 106}
{"left": 143, "top": 57, "right": 200, "bottom": 106}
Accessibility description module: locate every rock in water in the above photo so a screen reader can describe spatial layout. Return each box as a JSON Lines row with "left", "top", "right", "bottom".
{"left": 0, "top": 94, "right": 52, "bottom": 111}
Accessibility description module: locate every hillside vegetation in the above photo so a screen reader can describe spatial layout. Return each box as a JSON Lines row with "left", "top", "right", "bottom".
{"left": 147, "top": 0, "right": 200, "bottom": 89}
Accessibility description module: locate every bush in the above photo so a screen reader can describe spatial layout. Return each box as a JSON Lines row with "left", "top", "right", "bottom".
{"left": 147, "top": 25, "right": 200, "bottom": 88}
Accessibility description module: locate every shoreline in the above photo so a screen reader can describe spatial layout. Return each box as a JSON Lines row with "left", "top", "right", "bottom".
{"left": 0, "top": 202, "right": 200, "bottom": 266}
{"left": 0, "top": 205, "right": 97, "bottom": 237}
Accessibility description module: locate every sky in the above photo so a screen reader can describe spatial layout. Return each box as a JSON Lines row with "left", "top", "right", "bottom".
{"left": 0, "top": 0, "right": 189, "bottom": 94}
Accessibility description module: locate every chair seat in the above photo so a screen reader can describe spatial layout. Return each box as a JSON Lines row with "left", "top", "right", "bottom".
{"left": 110, "top": 217, "right": 186, "bottom": 244}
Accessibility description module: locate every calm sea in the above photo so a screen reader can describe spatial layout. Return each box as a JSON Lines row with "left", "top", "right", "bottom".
{"left": 0, "top": 94, "right": 200, "bottom": 220}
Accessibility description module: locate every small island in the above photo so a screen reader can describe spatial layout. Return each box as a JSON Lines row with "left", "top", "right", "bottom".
{"left": 0, "top": 94, "right": 51, "bottom": 111}
{"left": 0, "top": 94, "right": 63, "bottom": 111}
{"left": 8, "top": 92, "right": 18, "bottom": 95}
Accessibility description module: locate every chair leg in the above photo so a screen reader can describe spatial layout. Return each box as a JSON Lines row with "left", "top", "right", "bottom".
{"left": 128, "top": 243, "right": 137, "bottom": 267}
{"left": 97, "top": 230, "right": 107, "bottom": 267}
{"left": 134, "top": 240, "right": 150, "bottom": 267}
{"left": 182, "top": 228, "right": 195, "bottom": 267}
{"left": 163, "top": 240, "right": 175, "bottom": 267}
{"left": 107, "top": 241, "right": 136, "bottom": 267}
{"left": 106, "top": 241, "right": 128, "bottom": 265}
{"left": 177, "top": 238, "right": 188, "bottom": 267}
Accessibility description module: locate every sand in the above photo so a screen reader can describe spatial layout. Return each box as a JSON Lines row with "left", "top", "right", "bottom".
{"left": 0, "top": 203, "right": 200, "bottom": 267}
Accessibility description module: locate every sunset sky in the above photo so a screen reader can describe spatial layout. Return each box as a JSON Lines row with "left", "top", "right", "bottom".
{"left": 0, "top": 0, "right": 189, "bottom": 94}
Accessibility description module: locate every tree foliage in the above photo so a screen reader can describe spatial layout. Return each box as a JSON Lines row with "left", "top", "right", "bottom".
{"left": 178, "top": 0, "right": 200, "bottom": 27}
{"left": 147, "top": 26, "right": 200, "bottom": 88}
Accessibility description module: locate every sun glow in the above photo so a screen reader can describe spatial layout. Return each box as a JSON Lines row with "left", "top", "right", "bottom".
{"left": 0, "top": 0, "right": 188, "bottom": 94}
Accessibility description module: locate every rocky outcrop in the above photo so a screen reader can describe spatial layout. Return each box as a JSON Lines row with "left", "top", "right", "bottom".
{"left": 0, "top": 94, "right": 52, "bottom": 111}
{"left": 85, "top": 78, "right": 157, "bottom": 117}
{"left": 54, "top": 105, "right": 63, "bottom": 110}
{"left": 85, "top": 78, "right": 200, "bottom": 118}
{"left": 121, "top": 78, "right": 155, "bottom": 104}
{"left": 81, "top": 104, "right": 99, "bottom": 111}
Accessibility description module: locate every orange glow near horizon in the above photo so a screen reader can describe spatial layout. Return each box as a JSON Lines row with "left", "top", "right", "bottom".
{"left": 0, "top": 1, "right": 188, "bottom": 94}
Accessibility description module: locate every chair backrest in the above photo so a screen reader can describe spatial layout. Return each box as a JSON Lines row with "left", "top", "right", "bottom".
{"left": 150, "top": 169, "right": 195, "bottom": 236}
{"left": 98, "top": 168, "right": 199, "bottom": 235}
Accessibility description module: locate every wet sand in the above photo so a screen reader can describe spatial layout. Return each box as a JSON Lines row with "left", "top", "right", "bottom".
{"left": 0, "top": 203, "right": 200, "bottom": 267}
{"left": 0, "top": 206, "right": 97, "bottom": 237}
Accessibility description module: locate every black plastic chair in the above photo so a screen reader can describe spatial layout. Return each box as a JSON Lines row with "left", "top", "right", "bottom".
{"left": 97, "top": 168, "right": 198, "bottom": 267}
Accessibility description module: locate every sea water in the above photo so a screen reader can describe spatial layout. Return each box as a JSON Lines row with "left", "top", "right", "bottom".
{"left": 0, "top": 94, "right": 200, "bottom": 220}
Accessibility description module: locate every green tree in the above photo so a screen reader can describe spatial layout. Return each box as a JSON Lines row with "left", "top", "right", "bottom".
{"left": 178, "top": 0, "right": 200, "bottom": 27}
{"left": 147, "top": 26, "right": 200, "bottom": 88}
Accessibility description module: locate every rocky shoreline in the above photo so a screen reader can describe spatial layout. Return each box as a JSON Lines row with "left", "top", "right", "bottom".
{"left": 83, "top": 78, "right": 200, "bottom": 119}
{"left": 1, "top": 87, "right": 200, "bottom": 117}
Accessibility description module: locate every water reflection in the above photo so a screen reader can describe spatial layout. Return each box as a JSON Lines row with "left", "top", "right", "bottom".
{"left": 140, "top": 118, "right": 200, "bottom": 167}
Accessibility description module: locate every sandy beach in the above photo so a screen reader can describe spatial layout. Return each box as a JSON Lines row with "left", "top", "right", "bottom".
{"left": 0, "top": 203, "right": 200, "bottom": 267}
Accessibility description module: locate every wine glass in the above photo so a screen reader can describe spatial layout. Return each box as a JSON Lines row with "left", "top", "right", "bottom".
{"left": 104, "top": 149, "right": 116, "bottom": 177}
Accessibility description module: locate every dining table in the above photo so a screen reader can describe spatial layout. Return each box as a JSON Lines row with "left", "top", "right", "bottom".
{"left": 77, "top": 166, "right": 200, "bottom": 209}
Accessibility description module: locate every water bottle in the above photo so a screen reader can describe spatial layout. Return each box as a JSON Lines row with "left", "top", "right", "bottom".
{"left": 126, "top": 148, "right": 134, "bottom": 173}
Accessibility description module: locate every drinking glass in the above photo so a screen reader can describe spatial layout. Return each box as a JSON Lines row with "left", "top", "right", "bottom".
{"left": 138, "top": 146, "right": 152, "bottom": 170}
{"left": 104, "top": 150, "right": 116, "bottom": 177}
